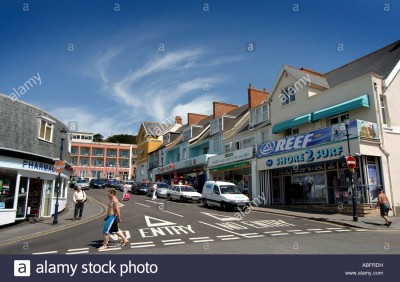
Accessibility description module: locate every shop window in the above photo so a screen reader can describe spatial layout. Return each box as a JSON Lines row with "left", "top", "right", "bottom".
{"left": 38, "top": 118, "right": 54, "bottom": 142}
{"left": 0, "top": 169, "right": 17, "bottom": 209}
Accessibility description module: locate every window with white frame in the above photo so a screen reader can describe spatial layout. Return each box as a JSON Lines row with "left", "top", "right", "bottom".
{"left": 235, "top": 138, "right": 254, "bottom": 150}
{"left": 250, "top": 104, "right": 269, "bottom": 126}
{"left": 38, "top": 119, "right": 54, "bottom": 142}
{"left": 210, "top": 118, "right": 223, "bottom": 135}
{"left": 380, "top": 96, "right": 387, "bottom": 125}
{"left": 214, "top": 137, "right": 220, "bottom": 153}
{"left": 183, "top": 128, "right": 191, "bottom": 141}
{"left": 281, "top": 86, "right": 296, "bottom": 106}
{"left": 261, "top": 128, "right": 271, "bottom": 144}
{"left": 284, "top": 128, "right": 299, "bottom": 137}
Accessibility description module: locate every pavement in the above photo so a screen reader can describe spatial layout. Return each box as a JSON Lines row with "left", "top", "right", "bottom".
{"left": 1, "top": 190, "right": 399, "bottom": 247}
{"left": 0, "top": 188, "right": 107, "bottom": 247}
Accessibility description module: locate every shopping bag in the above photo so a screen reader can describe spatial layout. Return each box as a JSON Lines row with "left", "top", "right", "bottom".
{"left": 123, "top": 193, "right": 131, "bottom": 201}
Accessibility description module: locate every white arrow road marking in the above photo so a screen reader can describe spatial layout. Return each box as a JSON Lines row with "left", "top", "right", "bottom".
{"left": 200, "top": 212, "right": 240, "bottom": 221}
{"left": 144, "top": 215, "right": 177, "bottom": 227}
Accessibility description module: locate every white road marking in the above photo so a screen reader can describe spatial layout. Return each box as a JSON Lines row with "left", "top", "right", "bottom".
{"left": 198, "top": 221, "right": 247, "bottom": 237}
{"left": 193, "top": 239, "right": 215, "bottom": 243}
{"left": 162, "top": 210, "right": 184, "bottom": 217}
{"left": 189, "top": 237, "right": 211, "bottom": 240}
{"left": 145, "top": 216, "right": 176, "bottom": 227}
{"left": 145, "top": 200, "right": 162, "bottom": 204}
{"left": 162, "top": 239, "right": 183, "bottom": 243}
{"left": 200, "top": 212, "right": 239, "bottom": 222}
{"left": 221, "top": 237, "right": 241, "bottom": 241}
{"left": 287, "top": 230, "right": 303, "bottom": 232}
{"left": 245, "top": 235, "right": 265, "bottom": 238}
{"left": 241, "top": 233, "right": 259, "bottom": 236}
{"left": 216, "top": 235, "right": 235, "bottom": 238}
{"left": 335, "top": 229, "right": 351, "bottom": 232}
{"left": 136, "top": 203, "right": 151, "bottom": 208}
{"left": 294, "top": 232, "right": 311, "bottom": 235}
{"left": 119, "top": 203, "right": 125, "bottom": 207}
{"left": 326, "top": 227, "right": 343, "bottom": 230}
{"left": 164, "top": 242, "right": 186, "bottom": 246}
{"left": 131, "top": 244, "right": 156, "bottom": 249}
{"left": 307, "top": 229, "right": 323, "bottom": 231}
{"left": 67, "top": 247, "right": 89, "bottom": 252}
{"left": 263, "top": 231, "right": 282, "bottom": 234}
{"left": 32, "top": 251, "right": 58, "bottom": 255}
{"left": 98, "top": 247, "right": 121, "bottom": 252}
{"left": 315, "top": 230, "right": 332, "bottom": 234}
{"left": 270, "top": 233, "right": 289, "bottom": 236}
{"left": 354, "top": 229, "right": 368, "bottom": 232}
{"left": 130, "top": 241, "right": 154, "bottom": 245}
{"left": 66, "top": 251, "right": 89, "bottom": 255}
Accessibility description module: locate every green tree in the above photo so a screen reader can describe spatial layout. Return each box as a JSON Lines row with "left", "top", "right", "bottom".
{"left": 93, "top": 133, "right": 104, "bottom": 142}
{"left": 105, "top": 134, "right": 137, "bottom": 144}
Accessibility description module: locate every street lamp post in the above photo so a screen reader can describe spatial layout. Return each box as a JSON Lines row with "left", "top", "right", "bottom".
{"left": 53, "top": 128, "right": 67, "bottom": 224}
{"left": 343, "top": 116, "right": 358, "bottom": 222}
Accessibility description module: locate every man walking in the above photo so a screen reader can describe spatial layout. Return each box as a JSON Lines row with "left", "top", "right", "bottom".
{"left": 375, "top": 187, "right": 392, "bottom": 227}
{"left": 98, "top": 189, "right": 129, "bottom": 250}
{"left": 73, "top": 186, "right": 86, "bottom": 220}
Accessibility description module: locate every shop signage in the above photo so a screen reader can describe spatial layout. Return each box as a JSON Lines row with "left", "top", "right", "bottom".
{"left": 292, "top": 164, "right": 324, "bottom": 175}
{"left": 22, "top": 160, "right": 55, "bottom": 173}
{"left": 208, "top": 147, "right": 253, "bottom": 168}
{"left": 258, "top": 143, "right": 345, "bottom": 170}
{"left": 155, "top": 154, "right": 215, "bottom": 174}
{"left": 209, "top": 161, "right": 250, "bottom": 173}
{"left": 257, "top": 119, "right": 375, "bottom": 158}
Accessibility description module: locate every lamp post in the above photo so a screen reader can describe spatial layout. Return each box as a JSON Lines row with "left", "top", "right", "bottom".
{"left": 343, "top": 115, "right": 358, "bottom": 222}
{"left": 53, "top": 128, "right": 67, "bottom": 224}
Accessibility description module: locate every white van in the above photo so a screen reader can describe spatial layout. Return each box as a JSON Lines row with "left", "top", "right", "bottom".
{"left": 202, "top": 181, "right": 250, "bottom": 210}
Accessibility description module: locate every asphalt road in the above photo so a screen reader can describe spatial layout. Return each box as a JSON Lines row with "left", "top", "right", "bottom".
{"left": 1, "top": 188, "right": 399, "bottom": 255}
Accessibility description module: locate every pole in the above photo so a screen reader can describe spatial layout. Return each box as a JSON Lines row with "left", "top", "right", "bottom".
{"left": 345, "top": 122, "right": 358, "bottom": 222}
{"left": 53, "top": 137, "right": 64, "bottom": 224}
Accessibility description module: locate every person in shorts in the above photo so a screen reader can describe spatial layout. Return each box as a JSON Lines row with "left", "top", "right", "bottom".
{"left": 98, "top": 189, "right": 129, "bottom": 250}
{"left": 375, "top": 188, "right": 392, "bottom": 227}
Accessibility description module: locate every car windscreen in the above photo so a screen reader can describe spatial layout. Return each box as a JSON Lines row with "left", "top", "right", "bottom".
{"left": 157, "top": 183, "right": 169, "bottom": 188}
{"left": 180, "top": 186, "right": 195, "bottom": 192}
{"left": 220, "top": 185, "right": 241, "bottom": 194}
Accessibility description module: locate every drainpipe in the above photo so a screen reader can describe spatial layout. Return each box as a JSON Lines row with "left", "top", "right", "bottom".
{"left": 374, "top": 82, "right": 396, "bottom": 216}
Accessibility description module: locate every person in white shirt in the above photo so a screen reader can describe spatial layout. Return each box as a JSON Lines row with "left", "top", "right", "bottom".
{"left": 121, "top": 182, "right": 128, "bottom": 201}
{"left": 73, "top": 187, "right": 87, "bottom": 220}
{"left": 151, "top": 183, "right": 157, "bottom": 200}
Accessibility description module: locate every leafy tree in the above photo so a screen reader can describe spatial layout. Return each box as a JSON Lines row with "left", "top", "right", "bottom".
{"left": 105, "top": 134, "right": 137, "bottom": 144}
{"left": 93, "top": 133, "right": 104, "bottom": 142}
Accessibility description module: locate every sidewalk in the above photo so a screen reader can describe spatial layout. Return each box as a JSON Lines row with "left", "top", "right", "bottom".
{"left": 0, "top": 189, "right": 106, "bottom": 247}
{"left": 253, "top": 206, "right": 400, "bottom": 230}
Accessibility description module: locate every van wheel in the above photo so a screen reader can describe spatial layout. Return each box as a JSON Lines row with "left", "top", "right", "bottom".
{"left": 202, "top": 199, "right": 208, "bottom": 207}
{"left": 220, "top": 202, "right": 227, "bottom": 210}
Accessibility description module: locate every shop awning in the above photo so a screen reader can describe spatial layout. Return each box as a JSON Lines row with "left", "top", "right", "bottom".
{"left": 272, "top": 114, "right": 311, "bottom": 134}
{"left": 209, "top": 161, "right": 251, "bottom": 173}
{"left": 312, "top": 94, "right": 370, "bottom": 121}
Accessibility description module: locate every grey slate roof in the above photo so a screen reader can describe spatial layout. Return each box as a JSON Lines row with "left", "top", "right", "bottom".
{"left": 325, "top": 40, "right": 400, "bottom": 87}
{"left": 285, "top": 65, "right": 330, "bottom": 89}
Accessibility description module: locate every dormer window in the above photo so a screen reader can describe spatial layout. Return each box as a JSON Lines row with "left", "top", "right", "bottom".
{"left": 210, "top": 118, "right": 223, "bottom": 135}
{"left": 250, "top": 104, "right": 269, "bottom": 127}
{"left": 183, "top": 128, "right": 192, "bottom": 141}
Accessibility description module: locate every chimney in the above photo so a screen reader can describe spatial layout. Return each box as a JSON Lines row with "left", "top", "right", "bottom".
{"left": 248, "top": 84, "right": 269, "bottom": 109}
{"left": 175, "top": 116, "right": 182, "bottom": 125}
{"left": 187, "top": 113, "right": 209, "bottom": 125}
{"left": 213, "top": 102, "right": 238, "bottom": 119}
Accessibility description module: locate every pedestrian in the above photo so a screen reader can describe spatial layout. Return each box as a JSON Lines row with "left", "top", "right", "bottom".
{"left": 375, "top": 187, "right": 392, "bottom": 227}
{"left": 151, "top": 183, "right": 157, "bottom": 200}
{"left": 73, "top": 186, "right": 86, "bottom": 220}
{"left": 98, "top": 189, "right": 129, "bottom": 250}
{"left": 121, "top": 181, "right": 128, "bottom": 201}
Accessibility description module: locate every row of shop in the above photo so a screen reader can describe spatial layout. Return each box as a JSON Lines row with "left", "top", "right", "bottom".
{"left": 150, "top": 120, "right": 386, "bottom": 207}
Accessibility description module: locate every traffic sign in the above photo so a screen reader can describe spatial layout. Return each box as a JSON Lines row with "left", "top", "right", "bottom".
{"left": 346, "top": 156, "right": 356, "bottom": 169}
{"left": 54, "top": 161, "right": 65, "bottom": 173}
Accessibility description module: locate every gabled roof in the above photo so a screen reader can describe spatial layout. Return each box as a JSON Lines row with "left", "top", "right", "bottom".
{"left": 285, "top": 65, "right": 330, "bottom": 89}
{"left": 325, "top": 40, "right": 400, "bottom": 87}
{"left": 142, "top": 121, "right": 174, "bottom": 136}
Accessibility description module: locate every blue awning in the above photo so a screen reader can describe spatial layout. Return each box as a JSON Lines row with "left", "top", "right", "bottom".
{"left": 312, "top": 94, "right": 370, "bottom": 121}
{"left": 272, "top": 114, "right": 311, "bottom": 134}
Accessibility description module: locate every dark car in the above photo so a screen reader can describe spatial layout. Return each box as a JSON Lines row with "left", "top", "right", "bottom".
{"left": 132, "top": 182, "right": 150, "bottom": 195}
{"left": 90, "top": 178, "right": 106, "bottom": 189}
{"left": 106, "top": 179, "right": 118, "bottom": 188}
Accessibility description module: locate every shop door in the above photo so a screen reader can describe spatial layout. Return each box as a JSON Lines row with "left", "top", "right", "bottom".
{"left": 272, "top": 177, "right": 282, "bottom": 204}
{"left": 16, "top": 177, "right": 29, "bottom": 219}
{"left": 27, "top": 179, "right": 43, "bottom": 217}
{"left": 42, "top": 180, "right": 53, "bottom": 217}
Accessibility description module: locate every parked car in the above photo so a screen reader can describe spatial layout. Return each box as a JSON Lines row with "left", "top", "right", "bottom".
{"left": 106, "top": 179, "right": 118, "bottom": 188}
{"left": 116, "top": 181, "right": 135, "bottom": 193}
{"left": 167, "top": 185, "right": 202, "bottom": 203}
{"left": 132, "top": 182, "right": 150, "bottom": 195}
{"left": 201, "top": 181, "right": 250, "bottom": 210}
{"left": 70, "top": 176, "right": 80, "bottom": 188}
{"left": 75, "top": 179, "right": 90, "bottom": 190}
{"left": 89, "top": 178, "right": 106, "bottom": 189}
{"left": 147, "top": 182, "right": 170, "bottom": 197}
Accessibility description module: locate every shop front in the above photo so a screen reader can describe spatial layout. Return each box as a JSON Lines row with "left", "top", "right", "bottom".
{"left": 257, "top": 120, "right": 384, "bottom": 206}
{"left": 0, "top": 156, "right": 69, "bottom": 226}
{"left": 208, "top": 147, "right": 254, "bottom": 195}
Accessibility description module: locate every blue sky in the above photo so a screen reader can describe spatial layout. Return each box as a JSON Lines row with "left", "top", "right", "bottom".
{"left": 0, "top": 0, "right": 398, "bottom": 137}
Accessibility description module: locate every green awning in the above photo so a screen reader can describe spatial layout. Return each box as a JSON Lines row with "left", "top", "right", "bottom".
{"left": 272, "top": 114, "right": 311, "bottom": 134}
{"left": 312, "top": 94, "right": 369, "bottom": 121}
{"left": 209, "top": 161, "right": 250, "bottom": 173}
